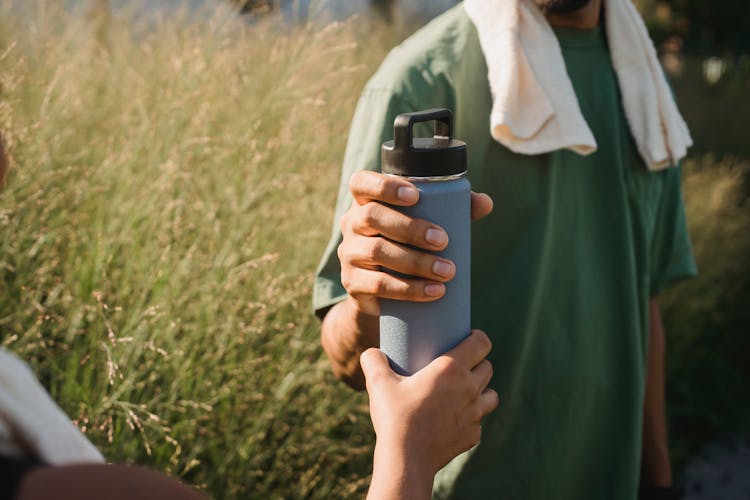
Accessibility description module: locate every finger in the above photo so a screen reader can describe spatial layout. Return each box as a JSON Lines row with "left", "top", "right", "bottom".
{"left": 470, "top": 192, "right": 494, "bottom": 221}
{"left": 360, "top": 348, "right": 396, "bottom": 386}
{"left": 349, "top": 170, "right": 419, "bottom": 207}
{"left": 349, "top": 202, "right": 449, "bottom": 251}
{"left": 470, "top": 359, "right": 493, "bottom": 395}
{"left": 443, "top": 330, "right": 492, "bottom": 370}
{"left": 477, "top": 388, "right": 500, "bottom": 417}
{"left": 343, "top": 267, "right": 446, "bottom": 302}
{"left": 346, "top": 235, "right": 455, "bottom": 282}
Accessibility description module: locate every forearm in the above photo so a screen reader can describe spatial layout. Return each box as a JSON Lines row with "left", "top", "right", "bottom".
{"left": 641, "top": 298, "right": 672, "bottom": 487}
{"left": 367, "top": 439, "right": 434, "bottom": 500}
{"left": 320, "top": 296, "right": 379, "bottom": 391}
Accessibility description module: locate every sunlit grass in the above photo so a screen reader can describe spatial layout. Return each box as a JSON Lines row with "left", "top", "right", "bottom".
{"left": 0, "top": 1, "right": 748, "bottom": 497}
{"left": 0, "top": 2, "right": 397, "bottom": 497}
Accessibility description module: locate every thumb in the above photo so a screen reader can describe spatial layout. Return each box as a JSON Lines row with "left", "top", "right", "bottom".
{"left": 470, "top": 192, "right": 494, "bottom": 221}
{"left": 360, "top": 348, "right": 395, "bottom": 386}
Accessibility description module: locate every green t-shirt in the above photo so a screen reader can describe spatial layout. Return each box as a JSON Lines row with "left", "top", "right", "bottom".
{"left": 314, "top": 5, "right": 697, "bottom": 499}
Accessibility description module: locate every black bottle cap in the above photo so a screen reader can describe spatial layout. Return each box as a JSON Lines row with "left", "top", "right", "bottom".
{"left": 381, "top": 108, "right": 467, "bottom": 177}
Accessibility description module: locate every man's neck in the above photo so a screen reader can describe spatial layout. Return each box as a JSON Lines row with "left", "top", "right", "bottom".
{"left": 544, "top": 0, "right": 602, "bottom": 29}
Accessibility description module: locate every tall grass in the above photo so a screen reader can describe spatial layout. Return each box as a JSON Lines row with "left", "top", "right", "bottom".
{"left": 0, "top": 2, "right": 401, "bottom": 497}
{"left": 661, "top": 154, "right": 750, "bottom": 467}
{"left": 0, "top": 1, "right": 748, "bottom": 497}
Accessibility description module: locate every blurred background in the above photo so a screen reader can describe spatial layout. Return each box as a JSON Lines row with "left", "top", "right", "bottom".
{"left": 0, "top": 0, "right": 747, "bottom": 498}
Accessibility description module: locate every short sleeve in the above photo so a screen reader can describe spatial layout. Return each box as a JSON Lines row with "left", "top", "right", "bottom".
{"left": 312, "top": 87, "right": 416, "bottom": 317}
{"left": 649, "top": 165, "right": 698, "bottom": 296}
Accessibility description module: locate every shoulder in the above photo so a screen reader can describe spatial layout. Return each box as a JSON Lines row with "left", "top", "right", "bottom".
{"left": 364, "top": 4, "right": 477, "bottom": 103}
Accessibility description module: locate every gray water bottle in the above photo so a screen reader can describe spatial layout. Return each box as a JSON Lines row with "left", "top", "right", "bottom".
{"left": 379, "top": 108, "right": 470, "bottom": 375}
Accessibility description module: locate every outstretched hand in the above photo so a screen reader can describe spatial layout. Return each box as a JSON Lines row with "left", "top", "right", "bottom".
{"left": 362, "top": 330, "right": 499, "bottom": 500}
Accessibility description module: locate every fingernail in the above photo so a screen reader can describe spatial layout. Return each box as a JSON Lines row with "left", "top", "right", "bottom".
{"left": 397, "top": 186, "right": 418, "bottom": 203}
{"left": 425, "top": 284, "right": 444, "bottom": 297}
{"left": 425, "top": 228, "right": 447, "bottom": 246}
{"left": 432, "top": 260, "right": 454, "bottom": 278}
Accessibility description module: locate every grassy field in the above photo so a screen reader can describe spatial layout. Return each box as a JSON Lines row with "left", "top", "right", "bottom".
{"left": 0, "top": 1, "right": 748, "bottom": 498}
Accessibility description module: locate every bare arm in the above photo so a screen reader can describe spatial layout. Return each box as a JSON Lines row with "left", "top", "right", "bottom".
{"left": 320, "top": 296, "right": 378, "bottom": 390}
{"left": 640, "top": 297, "right": 673, "bottom": 487}
{"left": 18, "top": 464, "right": 206, "bottom": 500}
{"left": 320, "top": 170, "right": 493, "bottom": 391}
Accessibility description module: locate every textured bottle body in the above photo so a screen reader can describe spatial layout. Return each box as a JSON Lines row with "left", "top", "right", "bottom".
{"left": 380, "top": 176, "right": 471, "bottom": 375}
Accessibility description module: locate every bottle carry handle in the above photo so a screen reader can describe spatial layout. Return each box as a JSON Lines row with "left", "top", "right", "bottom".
{"left": 393, "top": 108, "right": 453, "bottom": 151}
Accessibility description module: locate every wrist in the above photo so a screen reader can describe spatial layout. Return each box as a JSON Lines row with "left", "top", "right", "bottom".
{"left": 370, "top": 437, "right": 435, "bottom": 500}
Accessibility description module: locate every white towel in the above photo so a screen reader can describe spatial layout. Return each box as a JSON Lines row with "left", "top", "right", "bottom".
{"left": 464, "top": 0, "right": 692, "bottom": 170}
{"left": 0, "top": 348, "right": 104, "bottom": 465}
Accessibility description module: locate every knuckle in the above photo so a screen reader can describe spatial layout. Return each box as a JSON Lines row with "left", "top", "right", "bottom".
{"left": 337, "top": 241, "right": 355, "bottom": 266}
{"left": 362, "top": 202, "right": 383, "bottom": 228}
{"left": 436, "top": 356, "right": 460, "bottom": 376}
{"left": 366, "top": 238, "right": 385, "bottom": 261}
{"left": 370, "top": 275, "right": 389, "bottom": 296}
{"left": 347, "top": 206, "right": 366, "bottom": 233}
{"left": 481, "top": 360, "right": 493, "bottom": 380}
{"left": 474, "top": 331, "right": 492, "bottom": 354}
{"left": 340, "top": 273, "right": 353, "bottom": 293}
{"left": 336, "top": 241, "right": 346, "bottom": 261}
{"left": 374, "top": 174, "right": 389, "bottom": 198}
{"left": 430, "top": 357, "right": 450, "bottom": 375}
{"left": 348, "top": 171, "right": 366, "bottom": 193}
{"left": 339, "top": 210, "right": 353, "bottom": 233}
